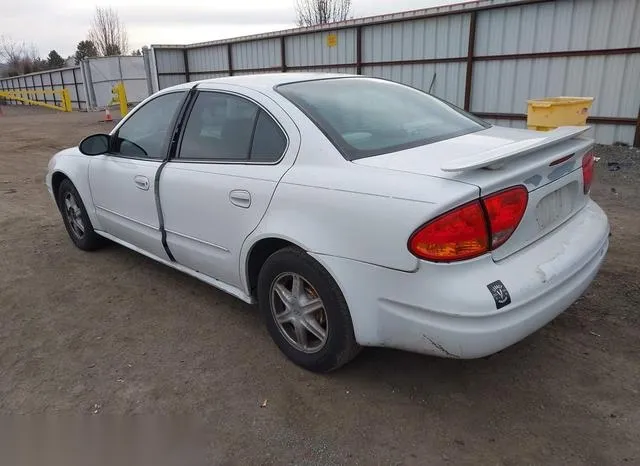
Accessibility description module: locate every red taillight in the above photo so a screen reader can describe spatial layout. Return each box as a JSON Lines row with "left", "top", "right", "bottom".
{"left": 409, "top": 186, "right": 528, "bottom": 262}
{"left": 582, "top": 151, "right": 595, "bottom": 194}
{"left": 408, "top": 201, "right": 488, "bottom": 262}
{"left": 482, "top": 186, "right": 528, "bottom": 249}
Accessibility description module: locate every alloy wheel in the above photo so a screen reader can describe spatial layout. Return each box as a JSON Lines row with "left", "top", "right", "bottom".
{"left": 270, "top": 272, "right": 329, "bottom": 353}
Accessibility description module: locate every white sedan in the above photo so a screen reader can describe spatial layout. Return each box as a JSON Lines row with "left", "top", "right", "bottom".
{"left": 46, "top": 74, "right": 609, "bottom": 372}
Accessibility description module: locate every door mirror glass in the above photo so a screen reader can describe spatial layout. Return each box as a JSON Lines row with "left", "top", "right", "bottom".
{"left": 79, "top": 134, "right": 110, "bottom": 156}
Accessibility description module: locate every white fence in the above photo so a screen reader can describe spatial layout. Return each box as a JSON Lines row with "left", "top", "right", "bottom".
{"left": 0, "top": 55, "right": 147, "bottom": 111}
{"left": 0, "top": 66, "right": 86, "bottom": 110}
{"left": 80, "top": 56, "right": 148, "bottom": 108}
{"left": 149, "top": 0, "right": 640, "bottom": 147}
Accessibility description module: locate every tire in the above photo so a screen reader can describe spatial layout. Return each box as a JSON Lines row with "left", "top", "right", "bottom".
{"left": 57, "top": 178, "right": 104, "bottom": 251}
{"left": 257, "top": 246, "right": 360, "bottom": 372}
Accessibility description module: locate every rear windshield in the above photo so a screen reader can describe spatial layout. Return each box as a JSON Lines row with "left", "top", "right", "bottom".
{"left": 277, "top": 78, "right": 490, "bottom": 160}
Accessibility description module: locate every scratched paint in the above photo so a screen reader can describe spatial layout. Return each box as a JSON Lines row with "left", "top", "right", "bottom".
{"left": 524, "top": 174, "right": 543, "bottom": 187}
{"left": 548, "top": 160, "right": 577, "bottom": 181}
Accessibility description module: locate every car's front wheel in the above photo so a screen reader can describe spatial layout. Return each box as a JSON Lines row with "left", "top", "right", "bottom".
{"left": 57, "top": 178, "right": 104, "bottom": 251}
{"left": 257, "top": 247, "right": 360, "bottom": 372}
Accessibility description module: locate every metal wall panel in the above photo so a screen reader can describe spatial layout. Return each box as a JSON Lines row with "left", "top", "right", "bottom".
{"left": 159, "top": 74, "right": 187, "bottom": 89}
{"left": 290, "top": 66, "right": 357, "bottom": 74}
{"left": 50, "top": 72, "right": 62, "bottom": 88}
{"left": 589, "top": 124, "right": 636, "bottom": 145}
{"left": 117, "top": 56, "right": 149, "bottom": 104}
{"left": 62, "top": 68, "right": 80, "bottom": 106}
{"left": 471, "top": 53, "right": 640, "bottom": 117}
{"left": 363, "top": 62, "right": 466, "bottom": 107}
{"left": 119, "top": 57, "right": 146, "bottom": 80}
{"left": 286, "top": 29, "right": 356, "bottom": 66}
{"left": 73, "top": 69, "right": 86, "bottom": 109}
{"left": 363, "top": 13, "right": 470, "bottom": 62}
{"left": 155, "top": 49, "right": 186, "bottom": 73}
{"left": 191, "top": 72, "right": 229, "bottom": 80}
{"left": 86, "top": 56, "right": 148, "bottom": 107}
{"left": 188, "top": 45, "right": 228, "bottom": 72}
{"left": 61, "top": 69, "right": 75, "bottom": 84}
{"left": 475, "top": 0, "right": 640, "bottom": 56}
{"left": 231, "top": 38, "right": 280, "bottom": 70}
{"left": 232, "top": 69, "right": 271, "bottom": 76}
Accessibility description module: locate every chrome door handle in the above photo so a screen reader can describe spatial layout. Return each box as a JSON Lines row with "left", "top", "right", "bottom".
{"left": 229, "top": 190, "right": 251, "bottom": 208}
{"left": 134, "top": 175, "right": 150, "bottom": 191}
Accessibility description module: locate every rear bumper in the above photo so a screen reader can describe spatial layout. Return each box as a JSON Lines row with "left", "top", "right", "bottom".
{"left": 311, "top": 199, "right": 609, "bottom": 358}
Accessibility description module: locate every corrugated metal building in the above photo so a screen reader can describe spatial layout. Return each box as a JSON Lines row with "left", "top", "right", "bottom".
{"left": 150, "top": 0, "right": 640, "bottom": 146}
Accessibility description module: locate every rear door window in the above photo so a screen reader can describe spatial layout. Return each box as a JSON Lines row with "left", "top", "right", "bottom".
{"left": 179, "top": 92, "right": 286, "bottom": 163}
{"left": 251, "top": 110, "right": 287, "bottom": 162}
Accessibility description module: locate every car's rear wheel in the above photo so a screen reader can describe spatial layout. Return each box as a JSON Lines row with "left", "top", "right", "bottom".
{"left": 57, "top": 179, "right": 104, "bottom": 251}
{"left": 257, "top": 247, "right": 360, "bottom": 372}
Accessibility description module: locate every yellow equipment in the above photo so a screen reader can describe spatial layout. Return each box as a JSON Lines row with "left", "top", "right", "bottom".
{"left": 110, "top": 82, "right": 129, "bottom": 117}
{"left": 527, "top": 96, "right": 594, "bottom": 131}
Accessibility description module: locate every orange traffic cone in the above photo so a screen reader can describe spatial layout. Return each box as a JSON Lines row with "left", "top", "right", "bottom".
{"left": 102, "top": 107, "right": 113, "bottom": 122}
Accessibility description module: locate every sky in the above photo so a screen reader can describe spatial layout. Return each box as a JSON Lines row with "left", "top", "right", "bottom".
{"left": 2, "top": 0, "right": 473, "bottom": 58}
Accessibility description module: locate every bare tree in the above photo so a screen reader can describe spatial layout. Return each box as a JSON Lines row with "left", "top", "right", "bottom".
{"left": 295, "top": 0, "right": 352, "bottom": 26}
{"left": 0, "top": 35, "right": 26, "bottom": 67}
{"left": 88, "top": 7, "right": 128, "bottom": 56}
{"left": 0, "top": 35, "right": 44, "bottom": 76}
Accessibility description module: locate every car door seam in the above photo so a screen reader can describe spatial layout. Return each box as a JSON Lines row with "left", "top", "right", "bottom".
{"left": 237, "top": 132, "right": 303, "bottom": 290}
{"left": 155, "top": 84, "right": 200, "bottom": 262}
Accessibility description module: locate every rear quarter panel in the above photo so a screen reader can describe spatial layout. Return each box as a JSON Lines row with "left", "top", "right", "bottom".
{"left": 240, "top": 87, "right": 479, "bottom": 290}
{"left": 243, "top": 161, "right": 479, "bottom": 277}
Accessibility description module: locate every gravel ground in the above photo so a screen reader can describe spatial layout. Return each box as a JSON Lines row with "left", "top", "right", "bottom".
{"left": 0, "top": 106, "right": 639, "bottom": 465}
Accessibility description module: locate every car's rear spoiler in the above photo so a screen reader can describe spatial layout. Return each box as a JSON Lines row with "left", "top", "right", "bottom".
{"left": 441, "top": 126, "right": 590, "bottom": 172}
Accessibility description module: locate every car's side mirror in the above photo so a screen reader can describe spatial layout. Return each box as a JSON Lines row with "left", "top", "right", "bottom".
{"left": 79, "top": 134, "right": 110, "bottom": 156}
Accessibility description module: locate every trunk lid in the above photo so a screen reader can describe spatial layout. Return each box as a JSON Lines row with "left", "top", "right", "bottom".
{"left": 354, "top": 125, "right": 594, "bottom": 260}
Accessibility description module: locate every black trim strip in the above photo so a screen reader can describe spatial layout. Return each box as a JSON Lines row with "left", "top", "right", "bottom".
{"left": 155, "top": 84, "right": 200, "bottom": 261}
{"left": 172, "top": 88, "right": 200, "bottom": 160}
{"left": 154, "top": 164, "right": 175, "bottom": 261}
{"left": 248, "top": 108, "right": 261, "bottom": 155}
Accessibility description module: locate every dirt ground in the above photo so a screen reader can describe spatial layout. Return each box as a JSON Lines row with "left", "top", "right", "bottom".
{"left": 1, "top": 105, "right": 639, "bottom": 465}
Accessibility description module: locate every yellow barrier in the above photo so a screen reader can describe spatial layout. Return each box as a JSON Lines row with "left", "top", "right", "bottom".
{"left": 0, "top": 88, "right": 72, "bottom": 112}
{"left": 110, "top": 82, "right": 129, "bottom": 117}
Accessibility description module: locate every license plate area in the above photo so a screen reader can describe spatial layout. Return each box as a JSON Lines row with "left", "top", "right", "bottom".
{"left": 535, "top": 181, "right": 578, "bottom": 231}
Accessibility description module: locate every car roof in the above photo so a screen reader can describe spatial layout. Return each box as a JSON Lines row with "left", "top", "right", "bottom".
{"left": 164, "top": 72, "right": 360, "bottom": 93}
